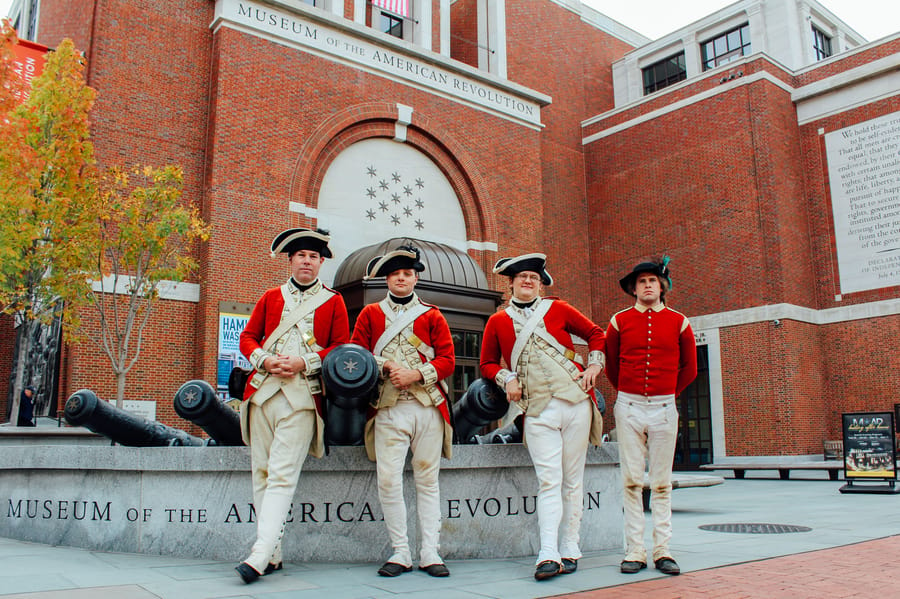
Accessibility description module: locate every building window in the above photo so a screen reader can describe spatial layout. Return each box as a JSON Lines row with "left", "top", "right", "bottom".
{"left": 380, "top": 12, "right": 404, "bottom": 38}
{"left": 812, "top": 26, "right": 833, "bottom": 61}
{"left": 370, "top": 1, "right": 411, "bottom": 40}
{"left": 642, "top": 52, "right": 687, "bottom": 95}
{"left": 701, "top": 23, "right": 751, "bottom": 70}
{"left": 449, "top": 329, "right": 482, "bottom": 404}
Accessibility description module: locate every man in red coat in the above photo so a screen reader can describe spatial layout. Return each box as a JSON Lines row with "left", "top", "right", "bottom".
{"left": 480, "top": 253, "right": 605, "bottom": 581}
{"left": 350, "top": 245, "right": 455, "bottom": 578}
{"left": 605, "top": 258, "right": 697, "bottom": 576}
{"left": 235, "top": 228, "right": 350, "bottom": 584}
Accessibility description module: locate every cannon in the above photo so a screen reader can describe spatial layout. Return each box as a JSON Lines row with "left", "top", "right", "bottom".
{"left": 473, "top": 415, "right": 523, "bottom": 444}
{"left": 173, "top": 380, "right": 243, "bottom": 446}
{"left": 64, "top": 389, "right": 206, "bottom": 446}
{"left": 452, "top": 378, "right": 509, "bottom": 444}
{"left": 321, "top": 343, "right": 379, "bottom": 445}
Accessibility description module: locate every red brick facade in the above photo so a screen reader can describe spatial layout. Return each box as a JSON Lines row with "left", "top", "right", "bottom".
{"left": 5, "top": 0, "right": 899, "bottom": 460}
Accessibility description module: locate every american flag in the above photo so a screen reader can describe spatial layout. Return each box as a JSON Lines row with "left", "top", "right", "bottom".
{"left": 372, "top": 0, "right": 409, "bottom": 17}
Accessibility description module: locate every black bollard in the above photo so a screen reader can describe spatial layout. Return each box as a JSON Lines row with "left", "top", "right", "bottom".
{"left": 452, "top": 378, "right": 509, "bottom": 444}
{"left": 65, "top": 389, "right": 206, "bottom": 446}
{"left": 321, "top": 344, "right": 380, "bottom": 445}
{"left": 174, "top": 380, "right": 244, "bottom": 446}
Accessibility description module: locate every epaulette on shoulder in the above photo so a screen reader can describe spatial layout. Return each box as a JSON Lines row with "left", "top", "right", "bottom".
{"left": 665, "top": 306, "right": 688, "bottom": 319}
{"left": 613, "top": 306, "right": 633, "bottom": 319}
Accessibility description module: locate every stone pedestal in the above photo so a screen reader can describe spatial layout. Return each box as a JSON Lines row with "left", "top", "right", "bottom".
{"left": 0, "top": 443, "right": 621, "bottom": 562}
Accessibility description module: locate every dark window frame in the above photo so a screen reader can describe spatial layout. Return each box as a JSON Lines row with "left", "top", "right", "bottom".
{"left": 642, "top": 52, "right": 687, "bottom": 95}
{"left": 812, "top": 25, "right": 833, "bottom": 61}
{"left": 449, "top": 328, "right": 482, "bottom": 405}
{"left": 380, "top": 12, "right": 404, "bottom": 38}
{"left": 701, "top": 23, "right": 751, "bottom": 71}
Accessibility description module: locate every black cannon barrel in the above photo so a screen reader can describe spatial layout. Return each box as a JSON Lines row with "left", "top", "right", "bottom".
{"left": 324, "top": 402, "right": 368, "bottom": 446}
{"left": 474, "top": 416, "right": 523, "bottom": 444}
{"left": 322, "top": 344, "right": 379, "bottom": 411}
{"left": 452, "top": 378, "right": 509, "bottom": 444}
{"left": 174, "top": 380, "right": 243, "bottom": 446}
{"left": 65, "top": 389, "right": 206, "bottom": 446}
{"left": 321, "top": 344, "right": 379, "bottom": 446}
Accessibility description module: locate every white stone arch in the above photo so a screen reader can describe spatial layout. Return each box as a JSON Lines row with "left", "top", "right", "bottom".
{"left": 316, "top": 138, "right": 467, "bottom": 285}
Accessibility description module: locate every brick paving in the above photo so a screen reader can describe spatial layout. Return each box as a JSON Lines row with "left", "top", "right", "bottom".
{"left": 554, "top": 536, "right": 900, "bottom": 599}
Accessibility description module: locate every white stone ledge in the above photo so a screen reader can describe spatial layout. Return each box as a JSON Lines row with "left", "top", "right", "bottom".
{"left": 691, "top": 298, "right": 900, "bottom": 330}
{"left": 0, "top": 443, "right": 618, "bottom": 472}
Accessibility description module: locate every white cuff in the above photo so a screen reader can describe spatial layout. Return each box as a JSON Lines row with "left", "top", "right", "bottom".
{"left": 302, "top": 352, "right": 322, "bottom": 376}
{"left": 250, "top": 348, "right": 272, "bottom": 372}
{"left": 587, "top": 351, "right": 605, "bottom": 369}
{"left": 418, "top": 363, "right": 439, "bottom": 386}
{"left": 496, "top": 369, "right": 515, "bottom": 388}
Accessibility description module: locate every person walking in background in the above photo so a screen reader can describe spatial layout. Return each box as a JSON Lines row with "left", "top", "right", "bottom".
{"left": 17, "top": 386, "right": 36, "bottom": 427}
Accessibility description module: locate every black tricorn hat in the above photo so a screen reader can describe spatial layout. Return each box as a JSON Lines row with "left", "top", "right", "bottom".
{"left": 270, "top": 228, "right": 332, "bottom": 258}
{"left": 492, "top": 253, "right": 553, "bottom": 286}
{"left": 619, "top": 256, "right": 672, "bottom": 296}
{"left": 364, "top": 245, "right": 425, "bottom": 279}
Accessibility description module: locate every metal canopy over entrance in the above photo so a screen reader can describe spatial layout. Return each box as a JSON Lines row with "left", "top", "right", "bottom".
{"left": 333, "top": 237, "right": 502, "bottom": 402}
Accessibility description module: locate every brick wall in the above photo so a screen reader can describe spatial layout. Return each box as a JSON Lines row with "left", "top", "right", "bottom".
{"left": 10, "top": 0, "right": 898, "bottom": 456}
{"left": 505, "top": 0, "right": 634, "bottom": 314}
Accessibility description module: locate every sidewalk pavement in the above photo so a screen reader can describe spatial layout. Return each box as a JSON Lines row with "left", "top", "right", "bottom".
{"left": 2, "top": 470, "right": 899, "bottom": 599}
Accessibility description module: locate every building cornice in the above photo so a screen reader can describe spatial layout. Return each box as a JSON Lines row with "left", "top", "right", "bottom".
{"left": 691, "top": 298, "right": 900, "bottom": 331}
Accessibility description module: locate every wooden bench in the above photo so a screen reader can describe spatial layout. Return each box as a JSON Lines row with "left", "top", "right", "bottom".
{"left": 700, "top": 462, "right": 842, "bottom": 481}
{"left": 823, "top": 440, "right": 843, "bottom": 460}
{"left": 642, "top": 473, "right": 725, "bottom": 510}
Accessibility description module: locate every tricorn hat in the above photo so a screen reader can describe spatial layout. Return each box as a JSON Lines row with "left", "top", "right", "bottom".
{"left": 619, "top": 256, "right": 672, "bottom": 296}
{"left": 492, "top": 253, "right": 553, "bottom": 286}
{"left": 270, "top": 228, "right": 332, "bottom": 258}
{"left": 364, "top": 245, "right": 426, "bottom": 280}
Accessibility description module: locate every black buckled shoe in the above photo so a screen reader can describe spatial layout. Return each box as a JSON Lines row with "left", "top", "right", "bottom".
{"left": 235, "top": 562, "right": 261, "bottom": 584}
{"left": 378, "top": 562, "right": 413, "bottom": 577}
{"left": 620, "top": 560, "right": 647, "bottom": 574}
{"left": 263, "top": 562, "right": 283, "bottom": 575}
{"left": 534, "top": 560, "right": 562, "bottom": 580}
{"left": 654, "top": 557, "right": 680, "bottom": 575}
{"left": 561, "top": 558, "right": 578, "bottom": 574}
{"left": 419, "top": 563, "right": 450, "bottom": 577}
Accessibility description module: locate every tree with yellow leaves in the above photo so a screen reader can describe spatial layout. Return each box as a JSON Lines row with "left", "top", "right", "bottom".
{"left": 0, "top": 21, "right": 209, "bottom": 416}
{"left": 89, "top": 165, "right": 209, "bottom": 406}
{"left": 0, "top": 22, "right": 97, "bottom": 422}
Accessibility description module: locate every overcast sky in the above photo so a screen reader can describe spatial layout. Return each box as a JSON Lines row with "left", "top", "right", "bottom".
{"left": 1, "top": 0, "right": 896, "bottom": 45}
{"left": 583, "top": 0, "right": 898, "bottom": 42}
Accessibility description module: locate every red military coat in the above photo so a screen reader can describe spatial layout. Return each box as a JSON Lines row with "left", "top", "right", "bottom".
{"left": 351, "top": 298, "right": 455, "bottom": 459}
{"left": 480, "top": 298, "right": 606, "bottom": 445}
{"left": 480, "top": 298, "right": 605, "bottom": 382}
{"left": 604, "top": 303, "right": 697, "bottom": 397}
{"left": 240, "top": 283, "right": 350, "bottom": 403}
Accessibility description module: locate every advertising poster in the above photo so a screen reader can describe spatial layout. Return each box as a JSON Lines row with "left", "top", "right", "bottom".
{"left": 842, "top": 412, "right": 897, "bottom": 480}
{"left": 218, "top": 312, "right": 251, "bottom": 399}
{"left": 11, "top": 38, "right": 49, "bottom": 104}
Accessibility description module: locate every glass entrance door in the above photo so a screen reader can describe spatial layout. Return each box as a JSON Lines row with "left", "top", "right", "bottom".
{"left": 674, "top": 345, "right": 712, "bottom": 469}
